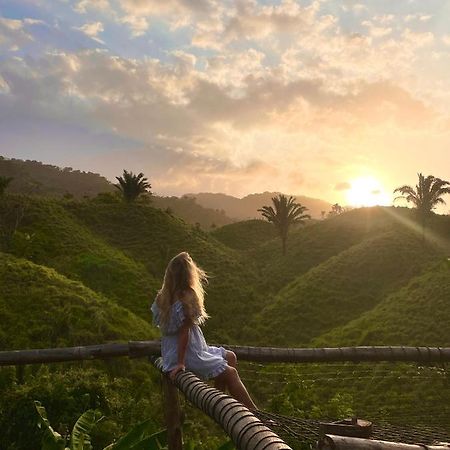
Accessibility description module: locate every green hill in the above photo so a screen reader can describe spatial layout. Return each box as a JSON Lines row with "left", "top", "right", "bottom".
{"left": 314, "top": 260, "right": 450, "bottom": 347}
{"left": 248, "top": 207, "right": 404, "bottom": 297}
{"left": 1, "top": 189, "right": 450, "bottom": 448}
{"left": 0, "top": 156, "right": 113, "bottom": 198}
{"left": 65, "top": 198, "right": 261, "bottom": 342}
{"left": 211, "top": 219, "right": 277, "bottom": 250}
{"left": 248, "top": 229, "right": 443, "bottom": 346}
{"left": 0, "top": 252, "right": 156, "bottom": 350}
{"left": 0, "top": 156, "right": 236, "bottom": 229}
{"left": 1, "top": 195, "right": 160, "bottom": 320}
{"left": 151, "top": 195, "right": 234, "bottom": 229}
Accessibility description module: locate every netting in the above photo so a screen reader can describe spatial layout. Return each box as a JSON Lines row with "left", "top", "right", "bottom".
{"left": 238, "top": 360, "right": 450, "bottom": 448}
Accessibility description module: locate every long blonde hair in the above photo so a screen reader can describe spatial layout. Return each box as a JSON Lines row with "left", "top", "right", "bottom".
{"left": 156, "top": 252, "right": 209, "bottom": 328}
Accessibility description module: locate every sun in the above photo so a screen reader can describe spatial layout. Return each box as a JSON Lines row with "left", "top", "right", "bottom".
{"left": 346, "top": 176, "right": 391, "bottom": 207}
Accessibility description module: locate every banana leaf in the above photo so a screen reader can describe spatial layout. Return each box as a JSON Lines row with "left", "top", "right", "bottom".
{"left": 34, "top": 400, "right": 67, "bottom": 450}
{"left": 70, "top": 409, "right": 103, "bottom": 450}
{"left": 103, "top": 420, "right": 166, "bottom": 450}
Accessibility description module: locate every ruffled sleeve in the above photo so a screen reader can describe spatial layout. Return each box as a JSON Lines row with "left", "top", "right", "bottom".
{"left": 150, "top": 300, "right": 160, "bottom": 327}
{"left": 166, "top": 300, "right": 186, "bottom": 334}
{"left": 153, "top": 300, "right": 187, "bottom": 335}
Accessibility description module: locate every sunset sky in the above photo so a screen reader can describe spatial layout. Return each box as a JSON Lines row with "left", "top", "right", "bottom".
{"left": 1, "top": 0, "right": 450, "bottom": 207}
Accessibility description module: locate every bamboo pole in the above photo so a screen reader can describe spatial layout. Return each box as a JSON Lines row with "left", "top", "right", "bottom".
{"left": 0, "top": 343, "right": 450, "bottom": 366}
{"left": 150, "top": 356, "right": 292, "bottom": 450}
{"left": 318, "top": 434, "right": 450, "bottom": 450}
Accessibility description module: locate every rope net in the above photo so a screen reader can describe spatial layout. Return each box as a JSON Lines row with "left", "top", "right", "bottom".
{"left": 236, "top": 360, "right": 450, "bottom": 449}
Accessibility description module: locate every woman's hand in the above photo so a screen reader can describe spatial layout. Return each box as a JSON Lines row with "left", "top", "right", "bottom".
{"left": 169, "top": 363, "right": 186, "bottom": 381}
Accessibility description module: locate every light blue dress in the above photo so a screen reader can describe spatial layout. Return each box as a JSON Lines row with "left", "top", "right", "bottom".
{"left": 151, "top": 299, "right": 228, "bottom": 380}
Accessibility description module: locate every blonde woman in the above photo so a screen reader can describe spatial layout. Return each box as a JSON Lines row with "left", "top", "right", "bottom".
{"left": 151, "top": 251, "right": 257, "bottom": 410}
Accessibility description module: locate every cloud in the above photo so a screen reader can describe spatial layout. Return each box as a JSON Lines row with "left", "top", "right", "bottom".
{"left": 404, "top": 13, "right": 432, "bottom": 23}
{"left": 74, "top": 21, "right": 105, "bottom": 42}
{"left": 362, "top": 20, "right": 392, "bottom": 38}
{"left": 116, "top": 0, "right": 218, "bottom": 35}
{"left": 335, "top": 182, "right": 351, "bottom": 191}
{"left": 3, "top": 0, "right": 450, "bottom": 201}
{"left": 0, "top": 17, "right": 35, "bottom": 51}
{"left": 73, "top": 0, "right": 111, "bottom": 14}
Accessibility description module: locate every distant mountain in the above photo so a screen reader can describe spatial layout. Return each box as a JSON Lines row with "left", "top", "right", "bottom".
{"left": 151, "top": 195, "right": 234, "bottom": 229}
{"left": 0, "top": 156, "right": 113, "bottom": 198}
{"left": 185, "top": 191, "right": 332, "bottom": 220}
{"left": 0, "top": 156, "right": 234, "bottom": 228}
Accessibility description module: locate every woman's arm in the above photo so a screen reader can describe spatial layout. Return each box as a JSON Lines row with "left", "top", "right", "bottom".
{"left": 169, "top": 318, "right": 192, "bottom": 380}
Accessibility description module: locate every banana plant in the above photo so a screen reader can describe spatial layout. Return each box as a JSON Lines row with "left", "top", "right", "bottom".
{"left": 35, "top": 401, "right": 103, "bottom": 450}
{"left": 35, "top": 401, "right": 168, "bottom": 450}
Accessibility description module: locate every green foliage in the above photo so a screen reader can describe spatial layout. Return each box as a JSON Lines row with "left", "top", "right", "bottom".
{"left": 69, "top": 409, "right": 104, "bottom": 450}
{"left": 152, "top": 196, "right": 233, "bottom": 229}
{"left": 0, "top": 156, "right": 113, "bottom": 198}
{"left": 258, "top": 194, "right": 311, "bottom": 255}
{"left": 394, "top": 173, "right": 450, "bottom": 218}
{"left": 0, "top": 252, "right": 155, "bottom": 349}
{"left": 249, "top": 229, "right": 442, "bottom": 346}
{"left": 64, "top": 197, "right": 260, "bottom": 342}
{"left": 316, "top": 260, "right": 450, "bottom": 346}
{"left": 114, "top": 170, "right": 151, "bottom": 203}
{"left": 2, "top": 184, "right": 450, "bottom": 449}
{"left": 0, "top": 364, "right": 164, "bottom": 450}
{"left": 103, "top": 420, "right": 166, "bottom": 450}
{"left": 0, "top": 176, "right": 14, "bottom": 196}
{"left": 35, "top": 400, "right": 66, "bottom": 450}
{"left": 35, "top": 401, "right": 166, "bottom": 450}
{"left": 1, "top": 194, "right": 160, "bottom": 320}
{"left": 211, "top": 219, "right": 277, "bottom": 251}
{"left": 248, "top": 206, "right": 402, "bottom": 297}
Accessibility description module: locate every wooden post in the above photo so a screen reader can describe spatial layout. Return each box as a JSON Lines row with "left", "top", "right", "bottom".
{"left": 161, "top": 373, "right": 183, "bottom": 450}
{"left": 318, "top": 435, "right": 450, "bottom": 450}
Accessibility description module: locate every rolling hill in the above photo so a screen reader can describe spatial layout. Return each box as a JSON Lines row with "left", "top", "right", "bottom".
{"left": 247, "top": 229, "right": 443, "bottom": 346}
{"left": 211, "top": 219, "right": 277, "bottom": 250}
{"left": 314, "top": 259, "right": 450, "bottom": 347}
{"left": 0, "top": 251, "right": 156, "bottom": 349}
{"left": 2, "top": 195, "right": 160, "bottom": 320}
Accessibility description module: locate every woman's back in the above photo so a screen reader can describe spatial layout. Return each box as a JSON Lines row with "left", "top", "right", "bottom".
{"left": 151, "top": 298, "right": 228, "bottom": 380}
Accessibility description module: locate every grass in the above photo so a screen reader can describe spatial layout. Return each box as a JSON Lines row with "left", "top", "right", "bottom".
{"left": 246, "top": 229, "right": 443, "bottom": 346}
{"left": 2, "top": 192, "right": 450, "bottom": 449}
{"left": 0, "top": 251, "right": 156, "bottom": 350}
{"left": 210, "top": 219, "right": 277, "bottom": 250}
{"left": 315, "top": 259, "right": 450, "bottom": 347}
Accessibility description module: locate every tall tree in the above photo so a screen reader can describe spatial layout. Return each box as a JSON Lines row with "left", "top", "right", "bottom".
{"left": 258, "top": 194, "right": 311, "bottom": 255}
{"left": 328, "top": 203, "right": 344, "bottom": 217}
{"left": 0, "top": 176, "right": 13, "bottom": 197}
{"left": 114, "top": 170, "right": 151, "bottom": 203}
{"left": 394, "top": 173, "right": 450, "bottom": 239}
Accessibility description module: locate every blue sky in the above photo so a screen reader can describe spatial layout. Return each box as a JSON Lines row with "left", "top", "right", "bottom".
{"left": 1, "top": 0, "right": 450, "bottom": 207}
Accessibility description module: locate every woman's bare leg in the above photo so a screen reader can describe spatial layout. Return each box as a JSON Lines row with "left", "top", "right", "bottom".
{"left": 214, "top": 366, "right": 257, "bottom": 410}
{"left": 214, "top": 350, "right": 236, "bottom": 392}
{"left": 226, "top": 350, "right": 237, "bottom": 368}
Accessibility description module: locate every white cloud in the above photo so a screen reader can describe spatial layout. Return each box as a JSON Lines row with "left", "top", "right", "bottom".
{"left": 0, "top": 17, "right": 35, "bottom": 51}
{"left": 74, "top": 21, "right": 105, "bottom": 42}
{"left": 405, "top": 13, "right": 432, "bottom": 22}
{"left": 73, "top": 0, "right": 110, "bottom": 14}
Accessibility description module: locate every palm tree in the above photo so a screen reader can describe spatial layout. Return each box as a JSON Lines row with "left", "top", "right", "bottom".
{"left": 328, "top": 203, "right": 344, "bottom": 217}
{"left": 114, "top": 170, "right": 151, "bottom": 203}
{"left": 394, "top": 173, "right": 450, "bottom": 240}
{"left": 258, "top": 194, "right": 311, "bottom": 255}
{"left": 0, "top": 176, "right": 13, "bottom": 197}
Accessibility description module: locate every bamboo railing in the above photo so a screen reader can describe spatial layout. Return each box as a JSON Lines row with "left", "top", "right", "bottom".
{"left": 151, "top": 356, "right": 293, "bottom": 450}
{"left": 0, "top": 342, "right": 449, "bottom": 449}
{"left": 1, "top": 341, "right": 450, "bottom": 366}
